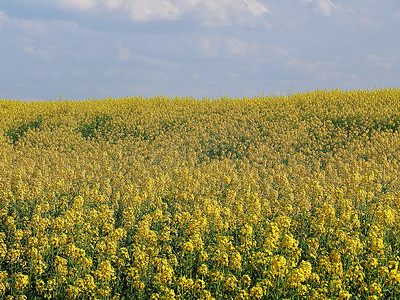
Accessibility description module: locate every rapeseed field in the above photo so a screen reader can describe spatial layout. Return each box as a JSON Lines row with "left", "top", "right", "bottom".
{"left": 1, "top": 88, "right": 400, "bottom": 299}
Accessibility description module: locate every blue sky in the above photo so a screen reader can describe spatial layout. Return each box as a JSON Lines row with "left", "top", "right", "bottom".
{"left": 0, "top": 0, "right": 399, "bottom": 101}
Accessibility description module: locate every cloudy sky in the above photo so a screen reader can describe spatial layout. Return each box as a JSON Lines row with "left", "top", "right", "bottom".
{"left": 0, "top": 0, "right": 399, "bottom": 101}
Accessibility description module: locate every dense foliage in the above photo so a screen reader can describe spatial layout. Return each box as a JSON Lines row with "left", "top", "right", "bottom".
{"left": 1, "top": 88, "right": 400, "bottom": 299}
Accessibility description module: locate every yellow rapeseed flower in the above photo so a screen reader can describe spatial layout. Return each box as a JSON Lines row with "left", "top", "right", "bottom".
{"left": 14, "top": 273, "right": 29, "bottom": 292}
{"left": 249, "top": 285, "right": 263, "bottom": 299}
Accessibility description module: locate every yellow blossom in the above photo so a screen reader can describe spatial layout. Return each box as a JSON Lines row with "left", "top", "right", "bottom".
{"left": 249, "top": 285, "right": 263, "bottom": 299}
{"left": 14, "top": 273, "right": 29, "bottom": 292}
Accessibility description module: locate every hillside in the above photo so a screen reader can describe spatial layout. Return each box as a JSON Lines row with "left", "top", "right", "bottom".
{"left": 1, "top": 88, "right": 400, "bottom": 299}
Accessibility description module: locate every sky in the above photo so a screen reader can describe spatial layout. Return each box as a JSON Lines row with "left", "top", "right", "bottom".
{"left": 0, "top": 0, "right": 399, "bottom": 101}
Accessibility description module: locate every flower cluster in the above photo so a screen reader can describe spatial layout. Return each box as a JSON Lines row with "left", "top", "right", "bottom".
{"left": 1, "top": 88, "right": 400, "bottom": 299}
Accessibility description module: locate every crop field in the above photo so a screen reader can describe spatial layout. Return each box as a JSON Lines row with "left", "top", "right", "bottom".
{"left": 1, "top": 88, "right": 400, "bottom": 299}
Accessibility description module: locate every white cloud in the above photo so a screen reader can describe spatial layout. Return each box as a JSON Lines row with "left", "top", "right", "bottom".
{"left": 200, "top": 36, "right": 259, "bottom": 58}
{"left": 116, "top": 41, "right": 130, "bottom": 61}
{"left": 0, "top": 10, "right": 6, "bottom": 30}
{"left": 12, "top": 18, "right": 49, "bottom": 35}
{"left": 266, "top": 44, "right": 295, "bottom": 58}
{"left": 57, "top": 0, "right": 97, "bottom": 11}
{"left": 16, "top": 37, "right": 54, "bottom": 60}
{"left": 188, "top": 0, "right": 270, "bottom": 26}
{"left": 194, "top": 1, "right": 237, "bottom": 26}
{"left": 366, "top": 54, "right": 398, "bottom": 69}
{"left": 22, "top": 45, "right": 53, "bottom": 60}
{"left": 49, "top": 0, "right": 270, "bottom": 25}
{"left": 284, "top": 57, "right": 338, "bottom": 73}
{"left": 285, "top": 57, "right": 320, "bottom": 71}
{"left": 50, "top": 0, "right": 180, "bottom": 21}
{"left": 224, "top": 38, "right": 249, "bottom": 56}
{"left": 127, "top": 0, "right": 180, "bottom": 22}
{"left": 244, "top": 0, "right": 271, "bottom": 16}
{"left": 23, "top": 45, "right": 35, "bottom": 53}
{"left": 302, "top": 0, "right": 335, "bottom": 16}
{"left": 103, "top": 0, "right": 125, "bottom": 11}
{"left": 200, "top": 37, "right": 221, "bottom": 57}
{"left": 133, "top": 54, "right": 178, "bottom": 69}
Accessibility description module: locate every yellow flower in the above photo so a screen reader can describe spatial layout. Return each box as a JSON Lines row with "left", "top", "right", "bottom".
{"left": 288, "top": 260, "right": 312, "bottom": 287}
{"left": 49, "top": 235, "right": 59, "bottom": 247}
{"left": 241, "top": 274, "right": 251, "bottom": 287}
{"left": 13, "top": 229, "right": 24, "bottom": 242}
{"left": 84, "top": 274, "right": 96, "bottom": 291}
{"left": 14, "top": 273, "right": 29, "bottom": 292}
{"left": 230, "top": 251, "right": 242, "bottom": 271}
{"left": 198, "top": 264, "right": 208, "bottom": 276}
{"left": 200, "top": 290, "right": 215, "bottom": 300}
{"left": 249, "top": 285, "right": 263, "bottom": 299}
{"left": 0, "top": 270, "right": 9, "bottom": 296}
{"left": 275, "top": 215, "right": 291, "bottom": 230}
{"left": 369, "top": 281, "right": 382, "bottom": 296}
{"left": 153, "top": 258, "right": 174, "bottom": 284}
{"left": 47, "top": 278, "right": 59, "bottom": 292}
{"left": 199, "top": 251, "right": 209, "bottom": 262}
{"left": 183, "top": 241, "right": 194, "bottom": 253}
{"left": 378, "top": 266, "right": 389, "bottom": 277}
{"left": 177, "top": 276, "right": 194, "bottom": 291}
{"left": 96, "top": 286, "right": 112, "bottom": 299}
{"left": 376, "top": 204, "right": 396, "bottom": 226}
{"left": 216, "top": 250, "right": 229, "bottom": 267}
{"left": 281, "top": 233, "right": 298, "bottom": 252}
{"left": 236, "top": 289, "right": 249, "bottom": 300}
{"left": 370, "top": 237, "right": 384, "bottom": 253}
{"left": 4, "top": 89, "right": 400, "bottom": 300}
{"left": 194, "top": 279, "right": 206, "bottom": 291}
{"left": 0, "top": 240, "right": 7, "bottom": 259}
{"left": 150, "top": 293, "right": 160, "bottom": 300}
{"left": 160, "top": 286, "right": 176, "bottom": 300}
{"left": 241, "top": 224, "right": 253, "bottom": 237}
{"left": 111, "top": 293, "right": 121, "bottom": 300}
{"left": 307, "top": 237, "right": 319, "bottom": 259}
{"left": 72, "top": 196, "right": 84, "bottom": 210}
{"left": 66, "top": 284, "right": 81, "bottom": 299}
{"left": 54, "top": 256, "right": 68, "bottom": 277}
{"left": 223, "top": 274, "right": 238, "bottom": 292}
{"left": 32, "top": 258, "right": 46, "bottom": 276}
{"left": 95, "top": 260, "right": 115, "bottom": 282}
{"left": 344, "top": 236, "right": 362, "bottom": 256}
{"left": 7, "top": 248, "right": 21, "bottom": 263}
{"left": 330, "top": 278, "right": 342, "bottom": 292}
{"left": 270, "top": 255, "right": 287, "bottom": 277}
{"left": 366, "top": 256, "right": 378, "bottom": 269}
{"left": 338, "top": 289, "right": 352, "bottom": 300}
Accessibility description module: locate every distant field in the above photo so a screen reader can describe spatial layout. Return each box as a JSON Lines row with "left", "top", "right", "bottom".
{"left": 1, "top": 89, "right": 400, "bottom": 299}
